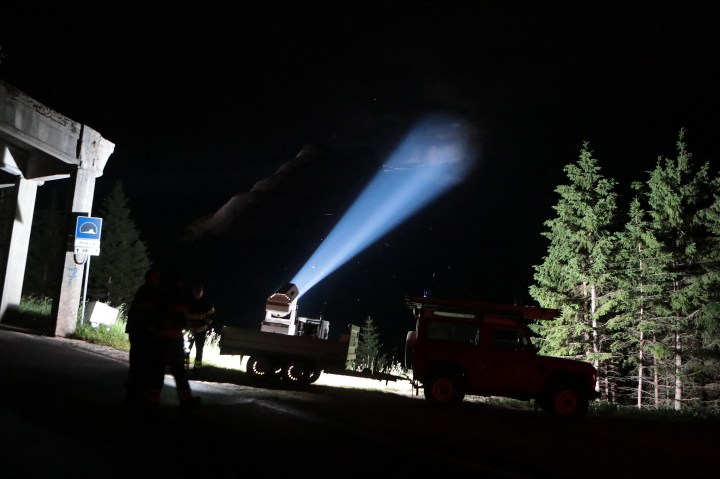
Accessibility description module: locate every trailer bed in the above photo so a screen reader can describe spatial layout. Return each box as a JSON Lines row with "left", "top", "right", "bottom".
{"left": 220, "top": 326, "right": 351, "bottom": 369}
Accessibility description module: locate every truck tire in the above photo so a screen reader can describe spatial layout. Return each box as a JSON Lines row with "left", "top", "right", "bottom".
{"left": 424, "top": 373, "right": 465, "bottom": 406}
{"left": 405, "top": 331, "right": 417, "bottom": 370}
{"left": 246, "top": 355, "right": 280, "bottom": 384}
{"left": 540, "top": 384, "right": 589, "bottom": 418}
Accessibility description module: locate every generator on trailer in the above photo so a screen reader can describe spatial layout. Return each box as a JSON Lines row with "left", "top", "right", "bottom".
{"left": 219, "top": 283, "right": 399, "bottom": 385}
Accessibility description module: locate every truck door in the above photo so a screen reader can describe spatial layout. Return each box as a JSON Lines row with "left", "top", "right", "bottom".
{"left": 417, "top": 313, "right": 480, "bottom": 380}
{"left": 468, "top": 317, "right": 535, "bottom": 397}
{"left": 476, "top": 319, "right": 541, "bottom": 396}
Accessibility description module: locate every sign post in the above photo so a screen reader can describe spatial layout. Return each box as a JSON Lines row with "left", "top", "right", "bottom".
{"left": 74, "top": 216, "right": 103, "bottom": 325}
{"left": 74, "top": 216, "right": 103, "bottom": 256}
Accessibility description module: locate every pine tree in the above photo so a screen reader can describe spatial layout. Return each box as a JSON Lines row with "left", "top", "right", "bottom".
{"left": 87, "top": 182, "right": 152, "bottom": 308}
{"left": 356, "top": 316, "right": 382, "bottom": 372}
{"left": 639, "top": 129, "right": 717, "bottom": 410}
{"left": 694, "top": 178, "right": 720, "bottom": 411}
{"left": 529, "top": 131, "right": 720, "bottom": 411}
{"left": 611, "top": 196, "right": 666, "bottom": 408}
{"left": 529, "top": 143, "right": 618, "bottom": 398}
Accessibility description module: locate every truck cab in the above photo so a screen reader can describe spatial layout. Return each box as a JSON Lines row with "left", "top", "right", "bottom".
{"left": 405, "top": 296, "right": 599, "bottom": 417}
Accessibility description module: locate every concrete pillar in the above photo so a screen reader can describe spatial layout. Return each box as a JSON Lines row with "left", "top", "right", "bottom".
{"left": 0, "top": 177, "right": 38, "bottom": 320}
{"left": 49, "top": 166, "right": 95, "bottom": 337}
{"left": 47, "top": 124, "right": 113, "bottom": 338}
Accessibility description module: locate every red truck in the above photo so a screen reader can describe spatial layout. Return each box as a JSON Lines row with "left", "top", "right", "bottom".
{"left": 404, "top": 295, "right": 599, "bottom": 417}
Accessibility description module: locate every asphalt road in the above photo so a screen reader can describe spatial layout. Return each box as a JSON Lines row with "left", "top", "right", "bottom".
{"left": 1, "top": 326, "right": 718, "bottom": 479}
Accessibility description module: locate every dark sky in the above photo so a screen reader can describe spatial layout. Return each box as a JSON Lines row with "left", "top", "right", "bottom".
{"left": 2, "top": 2, "right": 719, "bottom": 346}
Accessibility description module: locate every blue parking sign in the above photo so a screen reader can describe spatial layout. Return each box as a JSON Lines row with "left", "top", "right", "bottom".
{"left": 75, "top": 216, "right": 103, "bottom": 240}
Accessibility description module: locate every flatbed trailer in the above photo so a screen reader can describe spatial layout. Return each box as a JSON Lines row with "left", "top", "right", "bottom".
{"left": 219, "top": 323, "right": 403, "bottom": 386}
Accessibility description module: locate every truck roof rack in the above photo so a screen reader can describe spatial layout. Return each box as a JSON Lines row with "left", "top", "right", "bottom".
{"left": 404, "top": 295, "right": 559, "bottom": 322}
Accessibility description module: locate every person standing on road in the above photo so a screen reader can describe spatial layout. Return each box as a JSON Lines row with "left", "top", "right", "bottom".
{"left": 124, "top": 268, "right": 165, "bottom": 406}
{"left": 145, "top": 276, "right": 201, "bottom": 409}
{"left": 185, "top": 283, "right": 216, "bottom": 372}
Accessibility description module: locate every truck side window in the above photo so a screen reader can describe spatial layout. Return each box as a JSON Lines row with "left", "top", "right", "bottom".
{"left": 427, "top": 321, "right": 479, "bottom": 345}
{"left": 493, "top": 328, "right": 527, "bottom": 352}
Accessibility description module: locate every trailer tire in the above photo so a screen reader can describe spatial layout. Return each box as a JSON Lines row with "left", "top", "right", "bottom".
{"left": 246, "top": 355, "right": 279, "bottom": 384}
{"left": 308, "top": 370, "right": 321, "bottom": 383}
{"left": 283, "top": 360, "right": 312, "bottom": 386}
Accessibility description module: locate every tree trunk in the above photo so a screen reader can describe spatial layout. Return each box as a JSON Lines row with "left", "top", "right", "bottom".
{"left": 674, "top": 331, "right": 683, "bottom": 411}
{"left": 637, "top": 330, "right": 644, "bottom": 408}
{"left": 653, "top": 334, "right": 660, "bottom": 407}
{"left": 590, "top": 283, "right": 600, "bottom": 392}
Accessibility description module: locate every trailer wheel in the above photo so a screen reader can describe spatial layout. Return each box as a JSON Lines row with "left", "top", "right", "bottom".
{"left": 308, "top": 370, "right": 321, "bottom": 383}
{"left": 283, "top": 360, "right": 312, "bottom": 386}
{"left": 424, "top": 373, "right": 465, "bottom": 406}
{"left": 246, "top": 355, "right": 278, "bottom": 383}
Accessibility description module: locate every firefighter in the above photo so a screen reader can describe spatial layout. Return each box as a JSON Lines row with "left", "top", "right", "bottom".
{"left": 145, "top": 275, "right": 201, "bottom": 410}
{"left": 124, "top": 268, "right": 164, "bottom": 406}
{"left": 185, "top": 283, "right": 216, "bottom": 371}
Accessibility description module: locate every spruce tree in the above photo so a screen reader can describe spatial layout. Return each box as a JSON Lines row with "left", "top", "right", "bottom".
{"left": 87, "top": 182, "right": 152, "bottom": 308}
{"left": 611, "top": 196, "right": 666, "bottom": 407}
{"left": 694, "top": 178, "right": 720, "bottom": 411}
{"left": 356, "top": 316, "right": 382, "bottom": 372}
{"left": 639, "top": 129, "right": 716, "bottom": 410}
{"left": 529, "top": 143, "right": 618, "bottom": 398}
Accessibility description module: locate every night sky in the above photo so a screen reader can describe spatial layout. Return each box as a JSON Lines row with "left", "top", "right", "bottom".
{"left": 2, "top": 2, "right": 719, "bottom": 350}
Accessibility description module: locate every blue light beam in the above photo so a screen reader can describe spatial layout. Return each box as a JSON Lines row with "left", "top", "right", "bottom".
{"left": 291, "top": 114, "right": 478, "bottom": 297}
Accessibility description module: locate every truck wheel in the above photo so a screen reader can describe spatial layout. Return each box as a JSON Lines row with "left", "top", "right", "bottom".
{"left": 283, "top": 360, "right": 312, "bottom": 386}
{"left": 246, "top": 355, "right": 278, "bottom": 383}
{"left": 424, "top": 374, "right": 465, "bottom": 406}
{"left": 543, "top": 386, "right": 589, "bottom": 418}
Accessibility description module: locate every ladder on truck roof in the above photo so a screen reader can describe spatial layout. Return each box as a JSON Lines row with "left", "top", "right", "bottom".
{"left": 405, "top": 296, "right": 559, "bottom": 322}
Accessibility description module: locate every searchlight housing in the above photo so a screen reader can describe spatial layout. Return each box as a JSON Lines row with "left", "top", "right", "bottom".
{"left": 261, "top": 282, "right": 300, "bottom": 335}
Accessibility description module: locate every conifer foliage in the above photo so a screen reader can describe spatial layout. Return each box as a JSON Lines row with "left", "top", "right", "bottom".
{"left": 611, "top": 196, "right": 665, "bottom": 408}
{"left": 356, "top": 316, "right": 383, "bottom": 372}
{"left": 532, "top": 131, "right": 720, "bottom": 412}
{"left": 635, "top": 131, "right": 718, "bottom": 410}
{"left": 530, "top": 143, "right": 618, "bottom": 395}
{"left": 87, "top": 182, "right": 151, "bottom": 308}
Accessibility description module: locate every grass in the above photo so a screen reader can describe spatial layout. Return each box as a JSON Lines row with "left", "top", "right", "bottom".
{"left": 4, "top": 295, "right": 55, "bottom": 332}
{"left": 74, "top": 320, "right": 131, "bottom": 351}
